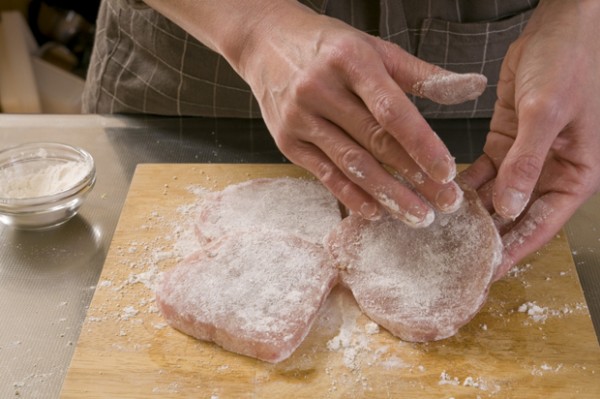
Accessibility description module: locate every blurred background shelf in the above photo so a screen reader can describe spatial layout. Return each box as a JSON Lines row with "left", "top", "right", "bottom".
{"left": 0, "top": 1, "right": 98, "bottom": 113}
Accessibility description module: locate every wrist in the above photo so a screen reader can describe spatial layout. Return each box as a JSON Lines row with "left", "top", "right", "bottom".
{"left": 142, "top": 0, "right": 312, "bottom": 76}
{"left": 232, "top": 2, "right": 318, "bottom": 79}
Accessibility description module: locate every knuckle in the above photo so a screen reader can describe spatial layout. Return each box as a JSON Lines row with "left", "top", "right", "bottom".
{"left": 518, "top": 93, "right": 565, "bottom": 125}
{"left": 338, "top": 146, "right": 367, "bottom": 171}
{"left": 511, "top": 153, "right": 543, "bottom": 182}
{"left": 274, "top": 135, "right": 296, "bottom": 155}
{"left": 371, "top": 94, "right": 410, "bottom": 130}
{"left": 272, "top": 126, "right": 307, "bottom": 157}
{"left": 313, "top": 159, "right": 337, "bottom": 185}
{"left": 276, "top": 100, "right": 303, "bottom": 126}
{"left": 366, "top": 124, "right": 393, "bottom": 157}
{"left": 293, "top": 74, "right": 323, "bottom": 101}
{"left": 312, "top": 161, "right": 355, "bottom": 203}
{"left": 325, "top": 35, "right": 360, "bottom": 68}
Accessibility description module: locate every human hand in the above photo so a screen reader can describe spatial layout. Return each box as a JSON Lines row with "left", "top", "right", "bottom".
{"left": 142, "top": 0, "right": 485, "bottom": 226}
{"left": 234, "top": 2, "right": 486, "bottom": 227}
{"left": 460, "top": 0, "right": 600, "bottom": 280}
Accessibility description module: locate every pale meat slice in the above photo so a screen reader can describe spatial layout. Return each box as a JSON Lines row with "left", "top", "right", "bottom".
{"left": 326, "top": 184, "right": 502, "bottom": 342}
{"left": 196, "top": 177, "right": 341, "bottom": 245}
{"left": 156, "top": 229, "right": 338, "bottom": 363}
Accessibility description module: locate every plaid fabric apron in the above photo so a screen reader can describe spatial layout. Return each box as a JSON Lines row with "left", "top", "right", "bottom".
{"left": 82, "top": 0, "right": 537, "bottom": 118}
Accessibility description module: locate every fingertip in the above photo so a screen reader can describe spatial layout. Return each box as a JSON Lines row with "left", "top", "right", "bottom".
{"left": 413, "top": 72, "right": 487, "bottom": 105}
{"left": 430, "top": 154, "right": 457, "bottom": 184}
{"left": 493, "top": 152, "right": 544, "bottom": 219}
{"left": 375, "top": 191, "right": 435, "bottom": 228}
{"left": 435, "top": 183, "right": 464, "bottom": 214}
{"left": 359, "top": 201, "right": 382, "bottom": 221}
{"left": 412, "top": 207, "right": 435, "bottom": 228}
{"left": 494, "top": 187, "right": 529, "bottom": 220}
{"left": 395, "top": 203, "right": 435, "bottom": 228}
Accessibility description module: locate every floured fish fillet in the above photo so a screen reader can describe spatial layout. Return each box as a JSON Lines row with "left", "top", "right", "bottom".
{"left": 156, "top": 229, "right": 338, "bottom": 363}
{"left": 196, "top": 177, "right": 341, "bottom": 245}
{"left": 326, "top": 183, "right": 502, "bottom": 342}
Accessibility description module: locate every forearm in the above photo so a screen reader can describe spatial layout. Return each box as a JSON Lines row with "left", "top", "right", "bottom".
{"left": 142, "top": 0, "right": 315, "bottom": 74}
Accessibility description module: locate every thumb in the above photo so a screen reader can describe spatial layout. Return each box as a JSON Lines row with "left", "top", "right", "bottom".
{"left": 379, "top": 43, "right": 487, "bottom": 105}
{"left": 492, "top": 106, "right": 562, "bottom": 220}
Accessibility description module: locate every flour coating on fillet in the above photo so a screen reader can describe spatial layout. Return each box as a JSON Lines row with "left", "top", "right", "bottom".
{"left": 156, "top": 229, "right": 338, "bottom": 363}
{"left": 326, "top": 183, "right": 502, "bottom": 342}
{"left": 196, "top": 178, "right": 341, "bottom": 245}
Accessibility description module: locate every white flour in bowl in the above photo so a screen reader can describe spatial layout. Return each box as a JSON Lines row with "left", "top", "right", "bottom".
{"left": 0, "top": 159, "right": 89, "bottom": 199}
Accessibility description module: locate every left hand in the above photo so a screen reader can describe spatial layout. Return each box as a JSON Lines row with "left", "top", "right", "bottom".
{"left": 460, "top": 0, "right": 600, "bottom": 280}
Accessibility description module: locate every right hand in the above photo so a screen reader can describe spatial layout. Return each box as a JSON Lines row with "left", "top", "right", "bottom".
{"left": 236, "top": 3, "right": 486, "bottom": 226}
{"left": 144, "top": 0, "right": 486, "bottom": 226}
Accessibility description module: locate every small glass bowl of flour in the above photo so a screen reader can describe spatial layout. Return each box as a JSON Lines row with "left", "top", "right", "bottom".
{"left": 0, "top": 142, "right": 96, "bottom": 230}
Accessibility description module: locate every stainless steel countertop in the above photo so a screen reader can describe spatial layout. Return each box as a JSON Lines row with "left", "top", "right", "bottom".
{"left": 0, "top": 114, "right": 598, "bottom": 399}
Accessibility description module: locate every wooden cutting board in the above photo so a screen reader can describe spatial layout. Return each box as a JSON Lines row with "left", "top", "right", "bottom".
{"left": 61, "top": 164, "right": 600, "bottom": 398}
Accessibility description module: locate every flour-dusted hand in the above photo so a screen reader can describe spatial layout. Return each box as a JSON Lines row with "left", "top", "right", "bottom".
{"left": 461, "top": 0, "right": 600, "bottom": 279}
{"left": 143, "top": 0, "right": 486, "bottom": 227}
{"left": 236, "top": 4, "right": 487, "bottom": 226}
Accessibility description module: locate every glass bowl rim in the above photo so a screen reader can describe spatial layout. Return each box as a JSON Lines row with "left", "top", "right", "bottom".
{"left": 0, "top": 141, "right": 96, "bottom": 209}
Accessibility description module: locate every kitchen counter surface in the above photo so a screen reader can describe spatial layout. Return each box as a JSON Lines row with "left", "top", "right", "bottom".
{"left": 0, "top": 114, "right": 598, "bottom": 398}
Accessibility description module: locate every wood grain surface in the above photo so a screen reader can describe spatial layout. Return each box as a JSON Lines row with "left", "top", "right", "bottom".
{"left": 61, "top": 164, "right": 600, "bottom": 398}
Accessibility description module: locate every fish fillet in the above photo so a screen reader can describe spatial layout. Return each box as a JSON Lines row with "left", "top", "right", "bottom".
{"left": 195, "top": 177, "right": 341, "bottom": 245}
{"left": 326, "top": 183, "right": 502, "bottom": 342}
{"left": 156, "top": 229, "right": 338, "bottom": 363}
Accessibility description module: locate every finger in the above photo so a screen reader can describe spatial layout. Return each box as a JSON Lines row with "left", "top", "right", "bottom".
{"left": 316, "top": 90, "right": 464, "bottom": 213}
{"left": 375, "top": 137, "right": 464, "bottom": 214}
{"left": 342, "top": 44, "right": 456, "bottom": 185}
{"left": 375, "top": 40, "right": 487, "bottom": 105}
{"left": 476, "top": 180, "right": 496, "bottom": 214}
{"left": 412, "top": 72, "right": 488, "bottom": 105}
{"left": 459, "top": 154, "right": 497, "bottom": 191}
{"left": 492, "top": 103, "right": 566, "bottom": 220}
{"left": 299, "top": 119, "right": 436, "bottom": 227}
{"left": 283, "top": 140, "right": 383, "bottom": 221}
{"left": 492, "top": 193, "right": 578, "bottom": 281}
{"left": 458, "top": 154, "right": 497, "bottom": 213}
{"left": 388, "top": 148, "right": 464, "bottom": 214}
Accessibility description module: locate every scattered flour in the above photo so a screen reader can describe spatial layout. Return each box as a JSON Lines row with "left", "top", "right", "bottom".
{"left": 364, "top": 322, "right": 380, "bottom": 335}
{"left": 439, "top": 371, "right": 501, "bottom": 393}
{"left": 507, "top": 263, "right": 532, "bottom": 278}
{"left": 438, "top": 371, "right": 460, "bottom": 386}
{"left": 152, "top": 322, "right": 168, "bottom": 330}
{"left": 517, "top": 301, "right": 588, "bottom": 324}
{"left": 120, "top": 306, "right": 139, "bottom": 321}
{"left": 322, "top": 288, "right": 413, "bottom": 379}
{"left": 531, "top": 363, "right": 564, "bottom": 376}
{"left": 325, "top": 293, "right": 370, "bottom": 371}
{"left": 87, "top": 176, "right": 588, "bottom": 397}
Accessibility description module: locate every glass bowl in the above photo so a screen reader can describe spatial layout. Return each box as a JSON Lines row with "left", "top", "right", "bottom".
{"left": 0, "top": 142, "right": 96, "bottom": 230}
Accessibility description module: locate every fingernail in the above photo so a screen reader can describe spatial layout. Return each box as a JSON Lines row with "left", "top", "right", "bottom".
{"left": 498, "top": 188, "right": 528, "bottom": 220}
{"left": 431, "top": 155, "right": 456, "bottom": 184}
{"left": 360, "top": 202, "right": 381, "bottom": 221}
{"left": 435, "top": 185, "right": 464, "bottom": 213}
{"left": 376, "top": 192, "right": 434, "bottom": 227}
{"left": 402, "top": 204, "right": 435, "bottom": 228}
